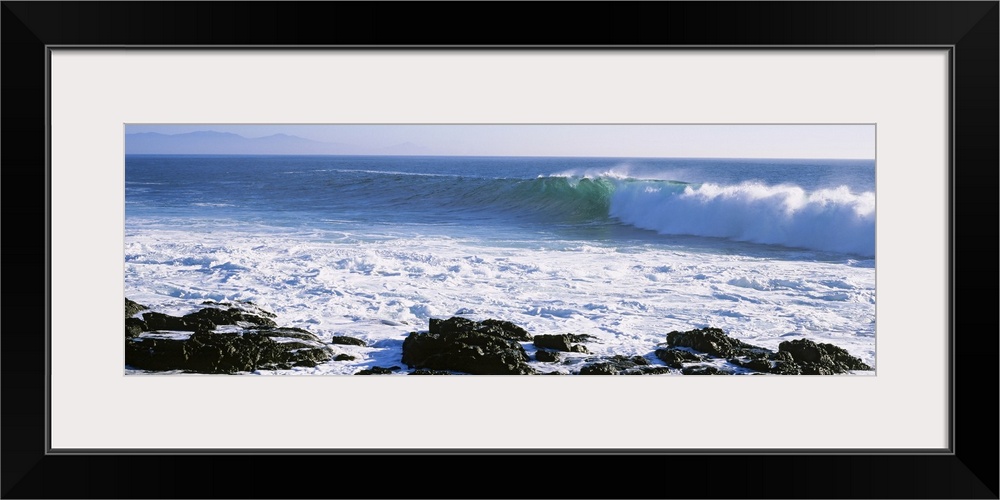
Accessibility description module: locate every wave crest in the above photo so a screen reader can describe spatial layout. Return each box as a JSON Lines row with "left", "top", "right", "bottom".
{"left": 609, "top": 181, "right": 875, "bottom": 256}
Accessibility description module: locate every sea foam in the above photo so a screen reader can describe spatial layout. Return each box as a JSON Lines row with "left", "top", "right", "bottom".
{"left": 609, "top": 181, "right": 875, "bottom": 257}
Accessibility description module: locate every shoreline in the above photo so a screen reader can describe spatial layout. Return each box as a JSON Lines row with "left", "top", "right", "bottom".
{"left": 125, "top": 297, "right": 874, "bottom": 376}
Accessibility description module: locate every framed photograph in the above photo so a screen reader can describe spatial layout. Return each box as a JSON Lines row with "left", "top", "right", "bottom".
{"left": 3, "top": 2, "right": 996, "bottom": 498}
{"left": 120, "top": 122, "right": 879, "bottom": 380}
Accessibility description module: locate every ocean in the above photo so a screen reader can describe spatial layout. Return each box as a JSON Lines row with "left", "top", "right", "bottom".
{"left": 125, "top": 155, "right": 876, "bottom": 374}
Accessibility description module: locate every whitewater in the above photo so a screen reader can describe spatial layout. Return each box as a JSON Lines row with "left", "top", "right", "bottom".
{"left": 125, "top": 155, "right": 876, "bottom": 374}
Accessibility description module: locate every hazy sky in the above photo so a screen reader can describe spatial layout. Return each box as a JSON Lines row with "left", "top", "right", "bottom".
{"left": 125, "top": 124, "right": 875, "bottom": 159}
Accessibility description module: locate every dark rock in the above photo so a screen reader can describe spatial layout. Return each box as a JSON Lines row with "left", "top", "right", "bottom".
{"left": 410, "top": 369, "right": 451, "bottom": 375}
{"left": 654, "top": 348, "right": 703, "bottom": 369}
{"left": 579, "top": 363, "right": 619, "bottom": 375}
{"left": 429, "top": 316, "right": 531, "bottom": 342}
{"left": 535, "top": 350, "right": 560, "bottom": 363}
{"left": 578, "top": 355, "right": 650, "bottom": 375}
{"left": 138, "top": 304, "right": 278, "bottom": 333}
{"left": 774, "top": 350, "right": 795, "bottom": 363}
{"left": 479, "top": 319, "right": 532, "bottom": 341}
{"left": 816, "top": 342, "right": 872, "bottom": 371}
{"left": 126, "top": 337, "right": 189, "bottom": 371}
{"left": 778, "top": 338, "right": 825, "bottom": 363}
{"left": 141, "top": 312, "right": 198, "bottom": 332}
{"left": 681, "top": 365, "right": 733, "bottom": 375}
{"left": 126, "top": 327, "right": 332, "bottom": 373}
{"left": 181, "top": 307, "right": 277, "bottom": 329}
{"left": 667, "top": 328, "right": 770, "bottom": 359}
{"left": 328, "top": 336, "right": 367, "bottom": 346}
{"left": 778, "top": 339, "right": 871, "bottom": 374}
{"left": 534, "top": 334, "right": 589, "bottom": 353}
{"left": 799, "top": 364, "right": 838, "bottom": 375}
{"left": 402, "top": 317, "right": 534, "bottom": 375}
{"left": 356, "top": 366, "right": 400, "bottom": 375}
{"left": 662, "top": 327, "right": 875, "bottom": 375}
{"left": 125, "top": 298, "right": 147, "bottom": 318}
{"left": 628, "top": 355, "right": 650, "bottom": 366}
{"left": 257, "top": 327, "right": 320, "bottom": 341}
{"left": 334, "top": 354, "right": 356, "bottom": 361}
{"left": 633, "top": 366, "right": 673, "bottom": 375}
{"left": 732, "top": 358, "right": 773, "bottom": 373}
{"left": 125, "top": 318, "right": 146, "bottom": 338}
{"left": 568, "top": 334, "right": 595, "bottom": 343}
{"left": 770, "top": 361, "right": 803, "bottom": 375}
{"left": 533, "top": 334, "right": 573, "bottom": 351}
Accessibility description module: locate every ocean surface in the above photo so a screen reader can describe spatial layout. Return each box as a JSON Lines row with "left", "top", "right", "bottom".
{"left": 125, "top": 155, "right": 876, "bottom": 374}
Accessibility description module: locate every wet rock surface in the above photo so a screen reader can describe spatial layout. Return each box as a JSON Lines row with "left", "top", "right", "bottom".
{"left": 533, "top": 334, "right": 589, "bottom": 353}
{"left": 125, "top": 301, "right": 871, "bottom": 375}
{"left": 667, "top": 328, "right": 771, "bottom": 359}
{"left": 654, "top": 348, "right": 704, "bottom": 369}
{"left": 410, "top": 369, "right": 451, "bottom": 375}
{"left": 664, "top": 328, "right": 871, "bottom": 375}
{"left": 428, "top": 317, "right": 532, "bottom": 342}
{"left": 125, "top": 298, "right": 147, "bottom": 318}
{"left": 535, "top": 350, "right": 560, "bottom": 363}
{"left": 125, "top": 299, "right": 332, "bottom": 373}
{"left": 356, "top": 365, "right": 401, "bottom": 375}
{"left": 578, "top": 355, "right": 651, "bottom": 375}
{"left": 328, "top": 336, "right": 367, "bottom": 346}
{"left": 125, "top": 318, "right": 146, "bottom": 339}
{"left": 402, "top": 317, "right": 534, "bottom": 375}
{"left": 778, "top": 339, "right": 872, "bottom": 373}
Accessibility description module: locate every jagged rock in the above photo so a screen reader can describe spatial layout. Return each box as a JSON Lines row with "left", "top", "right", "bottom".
{"left": 138, "top": 305, "right": 277, "bottom": 333}
{"left": 579, "top": 363, "right": 618, "bottom": 375}
{"left": 654, "top": 348, "right": 704, "bottom": 369}
{"left": 535, "top": 350, "right": 560, "bottom": 362}
{"left": 125, "top": 318, "right": 146, "bottom": 338}
{"left": 533, "top": 334, "right": 591, "bottom": 354}
{"left": 681, "top": 365, "right": 733, "bottom": 375}
{"left": 126, "top": 302, "right": 331, "bottom": 373}
{"left": 334, "top": 354, "right": 356, "bottom": 361}
{"left": 632, "top": 366, "right": 673, "bottom": 375}
{"left": 410, "top": 369, "right": 451, "bottom": 375}
{"left": 731, "top": 357, "right": 773, "bottom": 373}
{"left": 181, "top": 307, "right": 277, "bottom": 329}
{"left": 126, "top": 329, "right": 332, "bottom": 373}
{"left": 534, "top": 334, "right": 591, "bottom": 353}
{"left": 260, "top": 328, "right": 318, "bottom": 341}
{"left": 478, "top": 319, "right": 532, "bottom": 341}
{"left": 667, "top": 328, "right": 770, "bottom": 359}
{"left": 125, "top": 298, "right": 147, "bottom": 318}
{"left": 356, "top": 366, "right": 400, "bottom": 375}
{"left": 533, "top": 334, "right": 573, "bottom": 351}
{"left": 662, "top": 328, "right": 870, "bottom": 375}
{"left": 578, "top": 355, "right": 650, "bottom": 375}
{"left": 141, "top": 312, "right": 198, "bottom": 332}
{"left": 429, "top": 316, "right": 532, "bottom": 342}
{"left": 402, "top": 317, "right": 534, "bottom": 375}
{"left": 328, "top": 336, "right": 367, "bottom": 346}
{"left": 778, "top": 339, "right": 871, "bottom": 372}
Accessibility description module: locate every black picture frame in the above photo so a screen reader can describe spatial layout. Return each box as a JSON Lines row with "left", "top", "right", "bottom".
{"left": 3, "top": 2, "right": 996, "bottom": 498}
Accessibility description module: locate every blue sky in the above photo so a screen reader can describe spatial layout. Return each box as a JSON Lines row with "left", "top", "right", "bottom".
{"left": 125, "top": 124, "right": 875, "bottom": 159}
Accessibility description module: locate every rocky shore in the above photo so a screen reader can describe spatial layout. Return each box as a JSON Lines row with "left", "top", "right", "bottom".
{"left": 125, "top": 298, "right": 872, "bottom": 375}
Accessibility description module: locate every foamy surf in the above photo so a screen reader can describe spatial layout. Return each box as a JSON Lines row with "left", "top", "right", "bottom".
{"left": 125, "top": 154, "right": 876, "bottom": 375}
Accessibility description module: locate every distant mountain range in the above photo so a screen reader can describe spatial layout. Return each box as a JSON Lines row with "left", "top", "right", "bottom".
{"left": 125, "top": 131, "right": 431, "bottom": 156}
